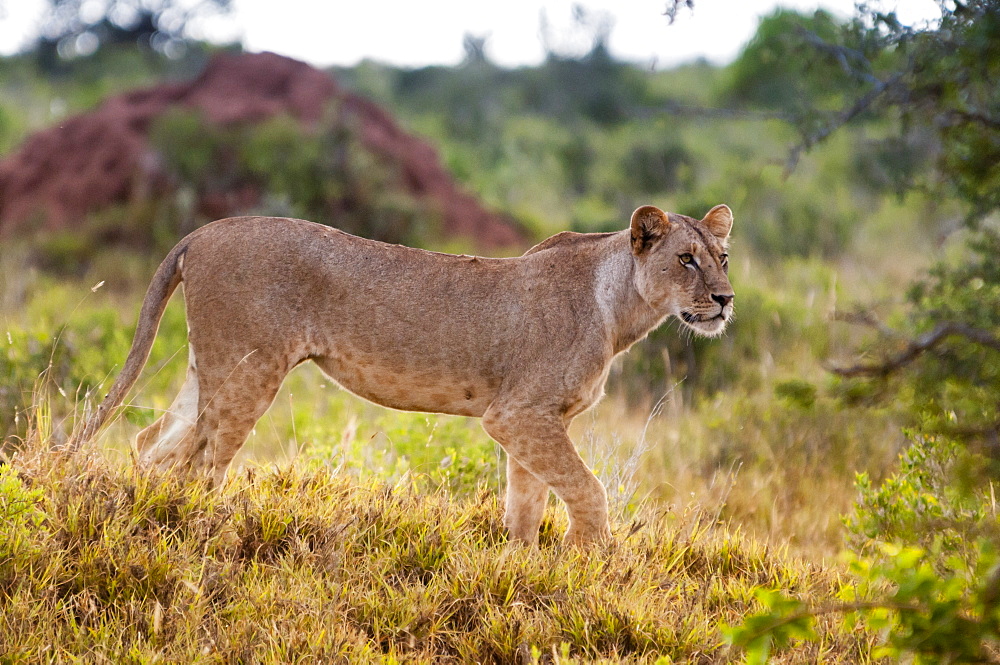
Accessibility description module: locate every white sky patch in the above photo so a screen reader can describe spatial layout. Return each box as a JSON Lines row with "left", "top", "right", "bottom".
{"left": 1, "top": 0, "right": 942, "bottom": 68}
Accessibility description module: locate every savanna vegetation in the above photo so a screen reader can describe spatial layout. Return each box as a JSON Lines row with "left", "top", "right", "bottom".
{"left": 0, "top": 0, "right": 998, "bottom": 661}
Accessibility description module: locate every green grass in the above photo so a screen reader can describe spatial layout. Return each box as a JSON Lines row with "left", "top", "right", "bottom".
{"left": 1, "top": 436, "right": 878, "bottom": 664}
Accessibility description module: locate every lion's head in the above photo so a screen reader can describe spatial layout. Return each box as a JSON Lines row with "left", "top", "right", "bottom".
{"left": 629, "top": 204, "right": 734, "bottom": 337}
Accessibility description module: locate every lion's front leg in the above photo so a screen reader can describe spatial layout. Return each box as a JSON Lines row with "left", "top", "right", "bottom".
{"left": 483, "top": 404, "right": 611, "bottom": 547}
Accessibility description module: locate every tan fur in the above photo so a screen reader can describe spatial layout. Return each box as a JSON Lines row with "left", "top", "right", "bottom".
{"left": 75, "top": 204, "right": 735, "bottom": 546}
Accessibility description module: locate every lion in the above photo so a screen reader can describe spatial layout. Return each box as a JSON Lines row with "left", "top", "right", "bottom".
{"left": 74, "top": 204, "right": 734, "bottom": 546}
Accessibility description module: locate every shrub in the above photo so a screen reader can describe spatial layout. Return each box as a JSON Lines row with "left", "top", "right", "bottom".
{"left": 0, "top": 465, "right": 46, "bottom": 566}
{"left": 727, "top": 431, "right": 1000, "bottom": 663}
{"left": 725, "top": 542, "right": 1000, "bottom": 664}
{"left": 845, "top": 434, "right": 997, "bottom": 559}
{"left": 723, "top": 9, "right": 857, "bottom": 115}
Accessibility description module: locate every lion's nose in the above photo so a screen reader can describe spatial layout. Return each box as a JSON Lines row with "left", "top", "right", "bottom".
{"left": 711, "top": 294, "right": 734, "bottom": 308}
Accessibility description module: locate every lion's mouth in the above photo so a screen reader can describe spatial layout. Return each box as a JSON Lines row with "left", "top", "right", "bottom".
{"left": 680, "top": 311, "right": 727, "bottom": 324}
{"left": 679, "top": 310, "right": 730, "bottom": 336}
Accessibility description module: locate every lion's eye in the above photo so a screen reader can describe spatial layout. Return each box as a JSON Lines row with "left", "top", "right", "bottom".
{"left": 720, "top": 253, "right": 729, "bottom": 268}
{"left": 679, "top": 253, "right": 695, "bottom": 266}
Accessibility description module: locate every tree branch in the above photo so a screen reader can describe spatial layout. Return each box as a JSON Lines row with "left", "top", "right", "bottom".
{"left": 947, "top": 109, "right": 1000, "bottom": 130}
{"left": 794, "top": 27, "right": 880, "bottom": 86}
{"left": 785, "top": 70, "right": 906, "bottom": 174}
{"left": 832, "top": 309, "right": 904, "bottom": 339}
{"left": 662, "top": 0, "right": 694, "bottom": 24}
{"left": 830, "top": 321, "right": 1000, "bottom": 378}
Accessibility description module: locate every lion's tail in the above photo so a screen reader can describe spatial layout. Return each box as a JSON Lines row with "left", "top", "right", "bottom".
{"left": 71, "top": 239, "right": 189, "bottom": 448}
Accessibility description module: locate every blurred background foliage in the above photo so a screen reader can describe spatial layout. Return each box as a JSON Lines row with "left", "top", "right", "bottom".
{"left": 0, "top": 0, "right": 998, "bottom": 570}
{"left": 148, "top": 108, "right": 436, "bottom": 245}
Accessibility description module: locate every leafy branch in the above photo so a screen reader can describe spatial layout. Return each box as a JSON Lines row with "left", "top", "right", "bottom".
{"left": 724, "top": 592, "right": 923, "bottom": 665}
{"left": 724, "top": 544, "right": 1000, "bottom": 664}
{"left": 784, "top": 70, "right": 907, "bottom": 174}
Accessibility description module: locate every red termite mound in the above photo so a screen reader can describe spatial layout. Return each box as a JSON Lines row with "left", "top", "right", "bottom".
{"left": 0, "top": 51, "right": 523, "bottom": 249}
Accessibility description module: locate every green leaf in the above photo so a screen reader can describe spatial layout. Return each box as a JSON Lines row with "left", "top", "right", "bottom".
{"left": 744, "top": 634, "right": 773, "bottom": 665}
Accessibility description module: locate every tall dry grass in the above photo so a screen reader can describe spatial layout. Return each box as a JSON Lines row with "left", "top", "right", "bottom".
{"left": 0, "top": 406, "right": 879, "bottom": 663}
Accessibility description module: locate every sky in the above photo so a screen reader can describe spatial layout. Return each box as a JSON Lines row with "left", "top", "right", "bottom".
{"left": 0, "top": 0, "right": 941, "bottom": 69}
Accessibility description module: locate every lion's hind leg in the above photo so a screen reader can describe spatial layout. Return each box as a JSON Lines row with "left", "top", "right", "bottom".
{"left": 183, "top": 352, "right": 289, "bottom": 487}
{"left": 504, "top": 456, "right": 550, "bottom": 544}
{"left": 136, "top": 362, "right": 200, "bottom": 471}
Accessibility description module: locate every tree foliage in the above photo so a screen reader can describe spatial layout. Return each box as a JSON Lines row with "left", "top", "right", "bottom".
{"left": 721, "top": 0, "right": 1000, "bottom": 447}
{"left": 34, "top": 0, "right": 232, "bottom": 65}
{"left": 817, "top": 1, "right": 1000, "bottom": 450}
{"left": 724, "top": 9, "right": 857, "bottom": 114}
{"left": 851, "top": 0, "right": 1000, "bottom": 220}
{"left": 725, "top": 2, "right": 1000, "bottom": 660}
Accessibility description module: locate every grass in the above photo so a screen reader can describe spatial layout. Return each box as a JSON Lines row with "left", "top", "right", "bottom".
{"left": 1, "top": 434, "right": 879, "bottom": 664}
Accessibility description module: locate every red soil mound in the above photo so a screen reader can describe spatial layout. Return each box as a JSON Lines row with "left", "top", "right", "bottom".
{"left": 0, "top": 51, "right": 523, "bottom": 249}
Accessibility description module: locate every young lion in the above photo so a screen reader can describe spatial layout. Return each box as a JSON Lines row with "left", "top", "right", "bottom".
{"left": 75, "top": 204, "right": 735, "bottom": 546}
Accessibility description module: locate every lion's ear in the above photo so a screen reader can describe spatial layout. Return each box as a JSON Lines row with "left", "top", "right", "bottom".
{"left": 701, "top": 204, "right": 733, "bottom": 241}
{"left": 630, "top": 205, "right": 670, "bottom": 255}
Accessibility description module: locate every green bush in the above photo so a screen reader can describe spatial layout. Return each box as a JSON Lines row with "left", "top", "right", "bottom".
{"left": 845, "top": 434, "right": 996, "bottom": 559}
{"left": 726, "top": 429, "right": 1000, "bottom": 663}
{"left": 725, "top": 542, "right": 1000, "bottom": 664}
{"left": 727, "top": 431, "right": 999, "bottom": 663}
{"left": 0, "top": 104, "right": 24, "bottom": 155}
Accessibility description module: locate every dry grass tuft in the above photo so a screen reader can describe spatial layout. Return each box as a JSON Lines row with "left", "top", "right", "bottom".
{"left": 0, "top": 434, "right": 878, "bottom": 664}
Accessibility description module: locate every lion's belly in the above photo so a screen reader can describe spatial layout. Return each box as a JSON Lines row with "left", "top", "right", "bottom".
{"left": 311, "top": 352, "right": 497, "bottom": 417}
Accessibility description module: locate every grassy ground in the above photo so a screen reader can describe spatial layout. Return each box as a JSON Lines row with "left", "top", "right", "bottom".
{"left": 1, "top": 436, "right": 878, "bottom": 664}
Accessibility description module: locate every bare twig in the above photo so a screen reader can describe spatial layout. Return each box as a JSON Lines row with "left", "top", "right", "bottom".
{"left": 947, "top": 109, "right": 1000, "bottom": 130}
{"left": 662, "top": 0, "right": 694, "bottom": 24}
